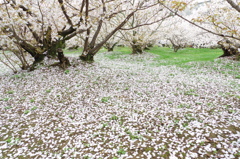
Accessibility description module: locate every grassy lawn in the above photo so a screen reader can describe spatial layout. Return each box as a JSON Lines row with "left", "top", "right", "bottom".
{"left": 148, "top": 47, "right": 223, "bottom": 65}
{"left": 0, "top": 46, "right": 239, "bottom": 158}
{"left": 64, "top": 46, "right": 223, "bottom": 66}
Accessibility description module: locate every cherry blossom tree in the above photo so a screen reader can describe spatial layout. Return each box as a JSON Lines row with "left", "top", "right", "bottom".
{"left": 160, "top": 17, "right": 189, "bottom": 52}
{"left": 117, "top": 1, "right": 172, "bottom": 54}
{"left": 160, "top": 0, "right": 240, "bottom": 59}
{"left": 79, "top": 0, "right": 171, "bottom": 60}
{"left": 0, "top": 0, "right": 183, "bottom": 69}
{"left": 97, "top": 20, "right": 121, "bottom": 52}
{"left": 0, "top": 0, "right": 89, "bottom": 69}
{"left": 120, "top": 23, "right": 164, "bottom": 54}
{"left": 160, "top": 16, "right": 221, "bottom": 52}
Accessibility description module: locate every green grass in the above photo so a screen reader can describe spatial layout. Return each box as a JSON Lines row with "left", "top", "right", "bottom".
{"left": 101, "top": 46, "right": 223, "bottom": 66}
{"left": 103, "top": 46, "right": 131, "bottom": 59}
{"left": 63, "top": 48, "right": 83, "bottom": 55}
{"left": 64, "top": 46, "right": 224, "bottom": 67}
{"left": 148, "top": 47, "right": 223, "bottom": 66}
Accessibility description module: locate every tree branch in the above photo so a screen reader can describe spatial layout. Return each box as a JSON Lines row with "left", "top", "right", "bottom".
{"left": 90, "top": 11, "right": 136, "bottom": 55}
{"left": 226, "top": 0, "right": 240, "bottom": 13}
{"left": 160, "top": 2, "right": 240, "bottom": 41}
{"left": 89, "top": 0, "right": 106, "bottom": 49}
{"left": 58, "top": 0, "right": 73, "bottom": 26}
{"left": 121, "top": 14, "right": 172, "bottom": 30}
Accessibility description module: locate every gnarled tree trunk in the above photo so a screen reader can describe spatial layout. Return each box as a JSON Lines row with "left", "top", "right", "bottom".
{"left": 80, "top": 53, "right": 94, "bottom": 62}
{"left": 218, "top": 40, "right": 240, "bottom": 60}
{"left": 131, "top": 40, "right": 143, "bottom": 54}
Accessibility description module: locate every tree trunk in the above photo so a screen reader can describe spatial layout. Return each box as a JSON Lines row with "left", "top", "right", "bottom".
{"left": 218, "top": 40, "right": 240, "bottom": 60}
{"left": 219, "top": 47, "right": 233, "bottom": 57}
{"left": 57, "top": 48, "right": 71, "bottom": 69}
{"left": 173, "top": 45, "right": 181, "bottom": 52}
{"left": 236, "top": 53, "right": 240, "bottom": 61}
{"left": 30, "top": 54, "right": 46, "bottom": 71}
{"left": 144, "top": 43, "right": 153, "bottom": 50}
{"left": 131, "top": 39, "right": 143, "bottom": 54}
{"left": 80, "top": 53, "right": 94, "bottom": 62}
{"left": 108, "top": 47, "right": 114, "bottom": 52}
{"left": 104, "top": 42, "right": 118, "bottom": 52}
{"left": 131, "top": 43, "right": 143, "bottom": 54}
{"left": 33, "top": 54, "right": 46, "bottom": 64}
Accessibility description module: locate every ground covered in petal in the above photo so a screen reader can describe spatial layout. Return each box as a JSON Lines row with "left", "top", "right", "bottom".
{"left": 0, "top": 51, "right": 239, "bottom": 159}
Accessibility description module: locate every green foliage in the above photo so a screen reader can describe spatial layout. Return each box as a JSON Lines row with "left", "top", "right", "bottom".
{"left": 101, "top": 123, "right": 108, "bottom": 128}
{"left": 178, "top": 104, "right": 190, "bottom": 109}
{"left": 5, "top": 137, "right": 20, "bottom": 145}
{"left": 5, "top": 138, "right": 12, "bottom": 143}
{"left": 7, "top": 90, "right": 14, "bottom": 94}
{"left": 125, "top": 129, "right": 140, "bottom": 140}
{"left": 110, "top": 115, "right": 119, "bottom": 120}
{"left": 4, "top": 106, "right": 12, "bottom": 109}
{"left": 1, "top": 98, "right": 10, "bottom": 101}
{"left": 117, "top": 148, "right": 126, "bottom": 155}
{"left": 101, "top": 97, "right": 110, "bottom": 103}
{"left": 64, "top": 69, "right": 70, "bottom": 74}
{"left": 184, "top": 89, "right": 198, "bottom": 96}
{"left": 69, "top": 115, "right": 74, "bottom": 119}
{"left": 102, "top": 47, "right": 224, "bottom": 67}
{"left": 144, "top": 147, "right": 154, "bottom": 152}
{"left": 31, "top": 106, "right": 38, "bottom": 110}
{"left": 234, "top": 152, "right": 240, "bottom": 158}
{"left": 24, "top": 110, "right": 30, "bottom": 114}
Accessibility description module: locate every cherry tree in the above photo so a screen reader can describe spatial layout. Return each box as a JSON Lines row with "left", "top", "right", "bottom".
{"left": 117, "top": 1, "right": 172, "bottom": 54}
{"left": 0, "top": 0, "right": 182, "bottom": 69}
{"left": 0, "top": 0, "right": 90, "bottom": 69}
{"left": 159, "top": 17, "right": 189, "bottom": 52}
{"left": 160, "top": 16, "right": 221, "bottom": 52}
{"left": 96, "top": 20, "right": 121, "bottom": 52}
{"left": 78, "top": 0, "right": 171, "bottom": 60}
{"left": 103, "top": 20, "right": 126, "bottom": 52}
{"left": 120, "top": 23, "right": 164, "bottom": 54}
{"left": 160, "top": 0, "right": 240, "bottom": 59}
